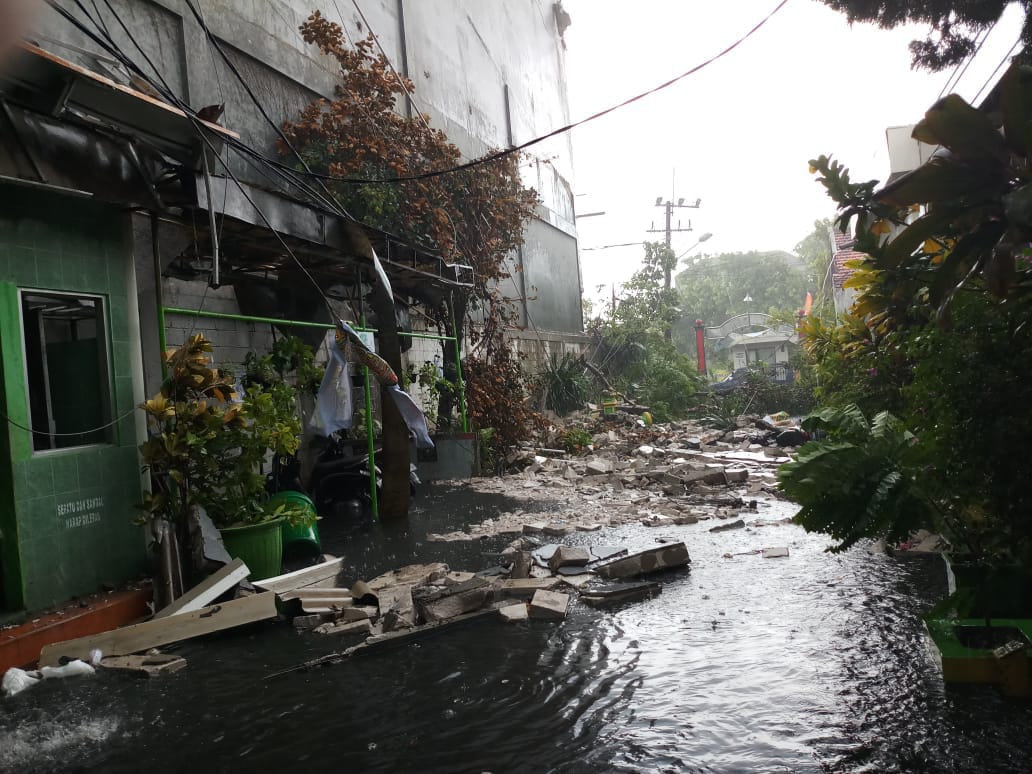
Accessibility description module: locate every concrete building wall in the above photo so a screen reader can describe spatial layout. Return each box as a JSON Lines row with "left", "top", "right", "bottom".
{"left": 32, "top": 0, "right": 582, "bottom": 338}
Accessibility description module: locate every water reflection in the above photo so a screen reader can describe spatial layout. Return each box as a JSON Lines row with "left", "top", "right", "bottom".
{"left": 2, "top": 489, "right": 1032, "bottom": 772}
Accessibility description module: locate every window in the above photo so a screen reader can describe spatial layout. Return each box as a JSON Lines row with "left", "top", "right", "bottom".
{"left": 20, "top": 291, "right": 112, "bottom": 451}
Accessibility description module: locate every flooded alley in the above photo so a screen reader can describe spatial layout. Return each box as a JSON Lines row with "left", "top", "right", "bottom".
{"left": 3, "top": 484, "right": 1030, "bottom": 773}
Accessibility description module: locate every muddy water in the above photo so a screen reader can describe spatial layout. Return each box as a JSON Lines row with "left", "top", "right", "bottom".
{"left": 2, "top": 484, "right": 1031, "bottom": 773}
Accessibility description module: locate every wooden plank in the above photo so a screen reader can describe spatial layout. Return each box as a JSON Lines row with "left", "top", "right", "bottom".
{"left": 38, "top": 592, "right": 276, "bottom": 667}
{"left": 152, "top": 559, "right": 250, "bottom": 619}
{"left": 253, "top": 558, "right": 344, "bottom": 594}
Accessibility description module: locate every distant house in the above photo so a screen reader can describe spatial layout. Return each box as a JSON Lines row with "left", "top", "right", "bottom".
{"left": 727, "top": 325, "right": 798, "bottom": 382}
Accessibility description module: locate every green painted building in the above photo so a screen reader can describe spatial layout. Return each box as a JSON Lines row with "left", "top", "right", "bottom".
{"left": 0, "top": 186, "right": 147, "bottom": 613}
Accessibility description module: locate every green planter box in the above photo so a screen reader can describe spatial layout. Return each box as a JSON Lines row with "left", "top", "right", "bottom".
{"left": 926, "top": 617, "right": 1032, "bottom": 697}
{"left": 219, "top": 519, "right": 284, "bottom": 581}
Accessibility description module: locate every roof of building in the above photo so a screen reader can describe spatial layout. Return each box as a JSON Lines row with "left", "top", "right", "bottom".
{"left": 831, "top": 228, "right": 867, "bottom": 290}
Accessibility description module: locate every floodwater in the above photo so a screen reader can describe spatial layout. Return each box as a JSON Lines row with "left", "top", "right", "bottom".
{"left": 2, "top": 483, "right": 1032, "bottom": 773}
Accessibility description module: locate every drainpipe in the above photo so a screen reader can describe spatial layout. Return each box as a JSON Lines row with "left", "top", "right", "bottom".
{"left": 396, "top": 0, "right": 412, "bottom": 119}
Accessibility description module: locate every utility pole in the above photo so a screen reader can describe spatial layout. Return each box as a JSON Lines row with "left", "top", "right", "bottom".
{"left": 648, "top": 195, "right": 701, "bottom": 291}
{"left": 648, "top": 187, "right": 701, "bottom": 344}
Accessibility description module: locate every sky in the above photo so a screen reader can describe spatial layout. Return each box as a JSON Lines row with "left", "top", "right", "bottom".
{"left": 561, "top": 0, "right": 1027, "bottom": 306}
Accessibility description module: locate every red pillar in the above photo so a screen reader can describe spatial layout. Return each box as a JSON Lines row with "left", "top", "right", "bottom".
{"left": 695, "top": 319, "right": 706, "bottom": 374}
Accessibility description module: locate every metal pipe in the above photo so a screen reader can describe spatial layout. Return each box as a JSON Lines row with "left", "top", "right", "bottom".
{"left": 360, "top": 306, "right": 379, "bottom": 522}
{"left": 152, "top": 214, "right": 167, "bottom": 377}
{"left": 451, "top": 298, "right": 469, "bottom": 433}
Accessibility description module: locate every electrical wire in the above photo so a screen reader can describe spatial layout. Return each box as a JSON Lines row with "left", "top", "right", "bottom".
{"left": 0, "top": 407, "right": 138, "bottom": 438}
{"left": 183, "top": 0, "right": 792, "bottom": 186}
{"left": 936, "top": 22, "right": 994, "bottom": 101}
{"left": 971, "top": 33, "right": 1025, "bottom": 105}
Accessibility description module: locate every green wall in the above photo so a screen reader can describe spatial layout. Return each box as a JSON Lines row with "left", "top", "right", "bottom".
{"left": 0, "top": 186, "right": 146, "bottom": 612}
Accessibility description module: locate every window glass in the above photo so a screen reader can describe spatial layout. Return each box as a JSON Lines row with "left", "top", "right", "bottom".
{"left": 21, "top": 291, "right": 111, "bottom": 451}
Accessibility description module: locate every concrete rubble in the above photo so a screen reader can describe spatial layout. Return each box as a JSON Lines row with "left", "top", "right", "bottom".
{"left": 427, "top": 414, "right": 804, "bottom": 543}
{"left": 270, "top": 533, "right": 696, "bottom": 675}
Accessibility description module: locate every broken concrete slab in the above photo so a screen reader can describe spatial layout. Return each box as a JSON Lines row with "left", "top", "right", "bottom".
{"left": 594, "top": 542, "right": 690, "bottom": 580}
{"left": 497, "top": 603, "right": 529, "bottom": 622}
{"left": 510, "top": 551, "right": 533, "bottom": 580}
{"left": 491, "top": 577, "right": 561, "bottom": 600}
{"left": 413, "top": 578, "right": 491, "bottom": 623}
{"left": 548, "top": 546, "right": 591, "bottom": 572}
{"left": 377, "top": 585, "right": 416, "bottom": 631}
{"left": 522, "top": 522, "right": 547, "bottom": 534}
{"left": 589, "top": 546, "right": 628, "bottom": 563}
{"left": 761, "top": 547, "right": 790, "bottom": 558}
{"left": 558, "top": 573, "right": 594, "bottom": 589}
{"left": 710, "top": 519, "right": 746, "bottom": 533}
{"left": 576, "top": 523, "right": 602, "bottom": 532}
{"left": 365, "top": 563, "right": 449, "bottom": 592}
{"left": 98, "top": 654, "right": 187, "bottom": 677}
{"left": 543, "top": 523, "right": 573, "bottom": 537}
{"left": 529, "top": 589, "right": 570, "bottom": 620}
{"left": 580, "top": 581, "right": 662, "bottom": 607}
{"left": 314, "top": 619, "right": 373, "bottom": 637}
{"left": 40, "top": 592, "right": 277, "bottom": 666}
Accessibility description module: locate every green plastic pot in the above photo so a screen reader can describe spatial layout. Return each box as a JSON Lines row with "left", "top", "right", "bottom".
{"left": 219, "top": 518, "right": 284, "bottom": 581}
{"left": 269, "top": 490, "right": 322, "bottom": 563}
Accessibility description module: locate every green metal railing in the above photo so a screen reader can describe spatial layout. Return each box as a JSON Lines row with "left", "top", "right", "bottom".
{"left": 159, "top": 305, "right": 469, "bottom": 520}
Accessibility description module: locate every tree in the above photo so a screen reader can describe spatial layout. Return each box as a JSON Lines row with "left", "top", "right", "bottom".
{"left": 818, "top": 0, "right": 1031, "bottom": 70}
{"left": 674, "top": 250, "right": 810, "bottom": 331}
{"left": 594, "top": 242, "right": 704, "bottom": 420}
{"left": 794, "top": 218, "right": 835, "bottom": 317}
{"left": 796, "top": 64, "right": 1032, "bottom": 569}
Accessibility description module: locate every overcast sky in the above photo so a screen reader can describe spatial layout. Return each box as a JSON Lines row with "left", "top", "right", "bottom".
{"left": 561, "top": 0, "right": 1026, "bottom": 304}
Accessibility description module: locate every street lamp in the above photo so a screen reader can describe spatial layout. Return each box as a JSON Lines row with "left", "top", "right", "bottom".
{"left": 676, "top": 231, "right": 713, "bottom": 261}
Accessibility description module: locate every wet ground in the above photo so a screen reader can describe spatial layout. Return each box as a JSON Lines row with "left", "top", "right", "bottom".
{"left": 2, "top": 482, "right": 1032, "bottom": 773}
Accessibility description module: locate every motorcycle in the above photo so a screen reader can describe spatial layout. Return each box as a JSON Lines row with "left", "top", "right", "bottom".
{"left": 268, "top": 434, "right": 418, "bottom": 521}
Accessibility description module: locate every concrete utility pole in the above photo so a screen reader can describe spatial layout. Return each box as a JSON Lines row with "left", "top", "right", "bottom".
{"left": 648, "top": 195, "right": 701, "bottom": 291}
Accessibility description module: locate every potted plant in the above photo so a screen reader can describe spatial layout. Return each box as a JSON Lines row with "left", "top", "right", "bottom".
{"left": 139, "top": 335, "right": 314, "bottom": 580}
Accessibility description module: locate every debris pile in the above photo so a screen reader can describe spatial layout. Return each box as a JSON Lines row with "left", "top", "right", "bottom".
{"left": 432, "top": 414, "right": 803, "bottom": 541}
{"left": 266, "top": 542, "right": 691, "bottom": 676}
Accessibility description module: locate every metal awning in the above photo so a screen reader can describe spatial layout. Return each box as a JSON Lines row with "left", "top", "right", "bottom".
{"left": 1, "top": 42, "right": 235, "bottom": 163}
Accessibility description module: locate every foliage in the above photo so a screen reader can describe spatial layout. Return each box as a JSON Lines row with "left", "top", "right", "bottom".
{"left": 674, "top": 249, "right": 810, "bottom": 333}
{"left": 798, "top": 69, "right": 1032, "bottom": 569}
{"left": 901, "top": 293, "right": 1032, "bottom": 567}
{"left": 404, "top": 360, "right": 455, "bottom": 425}
{"left": 588, "top": 242, "right": 706, "bottom": 421}
{"left": 243, "top": 335, "right": 323, "bottom": 395}
{"left": 778, "top": 405, "right": 933, "bottom": 552}
{"left": 138, "top": 335, "right": 311, "bottom": 530}
{"left": 463, "top": 347, "right": 545, "bottom": 457}
{"left": 818, "top": 0, "right": 1030, "bottom": 70}
{"left": 798, "top": 313, "right": 907, "bottom": 416}
{"left": 810, "top": 67, "right": 1032, "bottom": 331}
{"left": 541, "top": 354, "right": 591, "bottom": 416}
{"left": 560, "top": 427, "right": 593, "bottom": 454}
{"left": 794, "top": 218, "right": 835, "bottom": 317}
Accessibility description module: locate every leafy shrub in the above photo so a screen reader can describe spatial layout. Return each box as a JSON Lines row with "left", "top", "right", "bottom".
{"left": 542, "top": 354, "right": 591, "bottom": 416}
{"left": 778, "top": 404, "right": 932, "bottom": 551}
